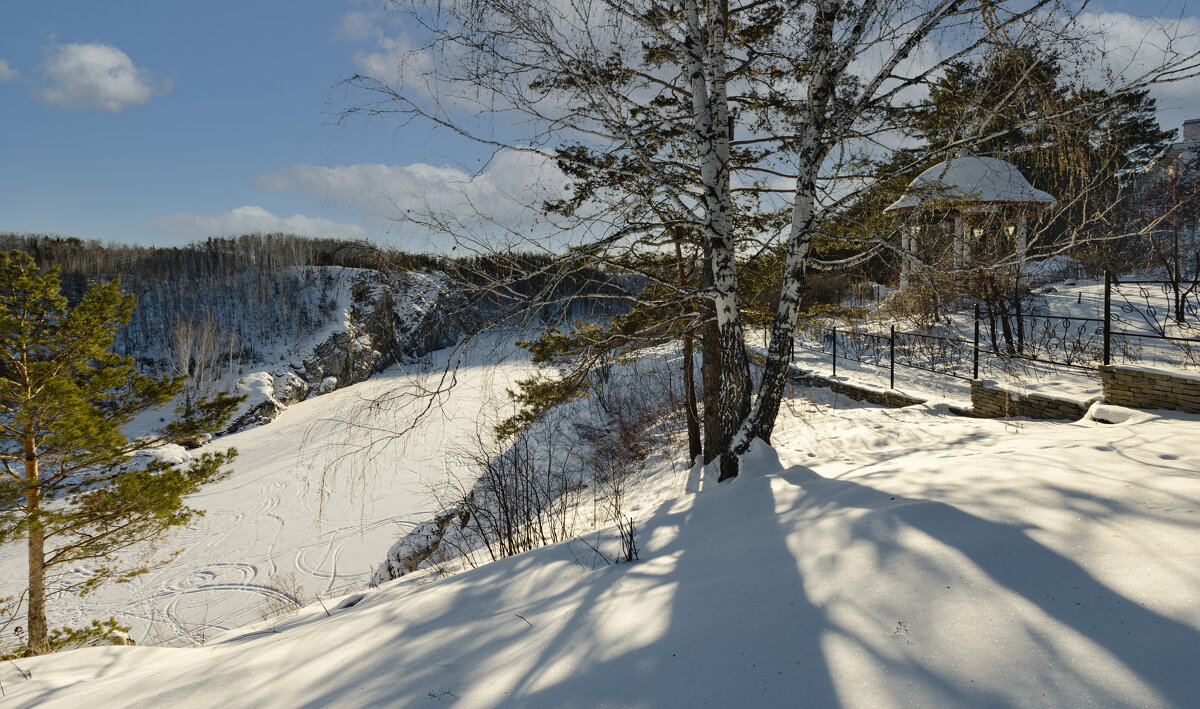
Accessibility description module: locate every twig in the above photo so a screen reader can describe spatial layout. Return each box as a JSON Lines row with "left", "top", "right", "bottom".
{"left": 6, "top": 658, "right": 30, "bottom": 680}
{"left": 515, "top": 614, "right": 533, "bottom": 628}
{"left": 213, "top": 628, "right": 279, "bottom": 645}
{"left": 576, "top": 534, "right": 613, "bottom": 568}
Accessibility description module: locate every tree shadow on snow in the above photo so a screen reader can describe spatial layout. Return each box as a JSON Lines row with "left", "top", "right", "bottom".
{"left": 791, "top": 466, "right": 1200, "bottom": 707}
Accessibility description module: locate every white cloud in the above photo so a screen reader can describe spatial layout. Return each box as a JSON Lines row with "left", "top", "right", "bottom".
{"left": 36, "top": 42, "right": 165, "bottom": 112}
{"left": 1071, "top": 12, "right": 1200, "bottom": 123}
{"left": 255, "top": 151, "right": 569, "bottom": 229}
{"left": 353, "top": 33, "right": 436, "bottom": 93}
{"left": 0, "top": 59, "right": 18, "bottom": 83}
{"left": 146, "top": 206, "right": 368, "bottom": 240}
{"left": 337, "top": 10, "right": 382, "bottom": 41}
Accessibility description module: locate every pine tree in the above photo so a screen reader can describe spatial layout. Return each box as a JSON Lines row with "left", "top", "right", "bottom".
{"left": 0, "top": 251, "right": 240, "bottom": 656}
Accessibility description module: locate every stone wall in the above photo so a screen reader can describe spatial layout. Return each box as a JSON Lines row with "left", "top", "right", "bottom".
{"left": 788, "top": 362, "right": 1200, "bottom": 420}
{"left": 788, "top": 367, "right": 926, "bottom": 409}
{"left": 970, "top": 380, "right": 1093, "bottom": 420}
{"left": 1099, "top": 365, "right": 1200, "bottom": 414}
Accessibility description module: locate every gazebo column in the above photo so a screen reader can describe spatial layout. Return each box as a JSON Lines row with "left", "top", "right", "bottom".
{"left": 1016, "top": 215, "right": 1028, "bottom": 268}
{"left": 900, "top": 224, "right": 912, "bottom": 290}
{"left": 953, "top": 217, "right": 965, "bottom": 269}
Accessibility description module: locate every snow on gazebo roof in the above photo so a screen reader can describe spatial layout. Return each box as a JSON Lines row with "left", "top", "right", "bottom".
{"left": 884, "top": 156, "right": 1056, "bottom": 214}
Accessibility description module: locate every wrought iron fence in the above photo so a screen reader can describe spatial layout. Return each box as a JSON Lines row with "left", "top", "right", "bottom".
{"left": 1106, "top": 271, "right": 1200, "bottom": 368}
{"left": 795, "top": 270, "right": 1200, "bottom": 391}
{"left": 815, "top": 325, "right": 974, "bottom": 388}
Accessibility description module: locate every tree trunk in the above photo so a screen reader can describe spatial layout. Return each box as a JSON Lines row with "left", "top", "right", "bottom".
{"left": 709, "top": 237, "right": 750, "bottom": 481}
{"left": 700, "top": 248, "right": 722, "bottom": 464}
{"left": 674, "top": 233, "right": 702, "bottom": 462}
{"left": 682, "top": 333, "right": 701, "bottom": 461}
{"left": 996, "top": 283, "right": 1016, "bottom": 355}
{"left": 726, "top": 3, "right": 844, "bottom": 462}
{"left": 1014, "top": 279, "right": 1025, "bottom": 355}
{"left": 681, "top": 0, "right": 748, "bottom": 477}
{"left": 24, "top": 436, "right": 48, "bottom": 656}
{"left": 740, "top": 250, "right": 809, "bottom": 448}
{"left": 1175, "top": 229, "right": 1184, "bottom": 323}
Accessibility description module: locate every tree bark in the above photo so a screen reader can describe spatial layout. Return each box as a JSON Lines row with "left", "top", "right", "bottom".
{"left": 1175, "top": 229, "right": 1184, "bottom": 323}
{"left": 682, "top": 334, "right": 702, "bottom": 461}
{"left": 727, "top": 1, "right": 845, "bottom": 459}
{"left": 681, "top": 0, "right": 749, "bottom": 480}
{"left": 24, "top": 432, "right": 48, "bottom": 656}
{"left": 700, "top": 247, "right": 722, "bottom": 464}
{"left": 675, "top": 239, "right": 702, "bottom": 462}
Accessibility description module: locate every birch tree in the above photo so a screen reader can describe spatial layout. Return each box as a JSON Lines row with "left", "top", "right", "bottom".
{"left": 346, "top": 0, "right": 1200, "bottom": 477}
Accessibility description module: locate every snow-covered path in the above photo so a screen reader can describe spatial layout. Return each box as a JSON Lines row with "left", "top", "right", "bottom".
{"left": 0, "top": 335, "right": 536, "bottom": 645}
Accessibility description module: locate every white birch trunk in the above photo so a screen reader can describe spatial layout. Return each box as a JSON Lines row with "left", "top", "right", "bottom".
{"left": 682, "top": 0, "right": 749, "bottom": 479}
{"left": 729, "top": 0, "right": 844, "bottom": 459}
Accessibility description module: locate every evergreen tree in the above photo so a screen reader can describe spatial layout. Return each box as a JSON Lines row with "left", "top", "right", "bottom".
{"left": 0, "top": 251, "right": 240, "bottom": 656}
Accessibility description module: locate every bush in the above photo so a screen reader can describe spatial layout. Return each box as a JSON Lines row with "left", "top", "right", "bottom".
{"left": 2, "top": 617, "right": 133, "bottom": 659}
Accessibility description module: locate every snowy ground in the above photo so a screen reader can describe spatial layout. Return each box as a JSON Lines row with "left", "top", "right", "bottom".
{"left": 3, "top": 379, "right": 1198, "bottom": 707}
{"left": 0, "top": 334, "right": 536, "bottom": 647}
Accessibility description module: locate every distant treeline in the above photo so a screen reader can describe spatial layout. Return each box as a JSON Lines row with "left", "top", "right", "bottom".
{"left": 0, "top": 233, "right": 636, "bottom": 370}
{"left": 0, "top": 233, "right": 445, "bottom": 297}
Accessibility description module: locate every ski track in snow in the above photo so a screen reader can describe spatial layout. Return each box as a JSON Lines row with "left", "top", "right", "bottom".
{"left": 0, "top": 336, "right": 535, "bottom": 646}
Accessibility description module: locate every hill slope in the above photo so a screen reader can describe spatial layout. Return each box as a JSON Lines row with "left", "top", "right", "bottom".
{"left": 0, "top": 335, "right": 536, "bottom": 647}
{"left": 3, "top": 395, "right": 1198, "bottom": 707}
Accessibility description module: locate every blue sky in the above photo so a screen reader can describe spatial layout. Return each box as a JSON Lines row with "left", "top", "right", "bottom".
{"left": 1, "top": 1, "right": 1199, "bottom": 252}
{"left": 0, "top": 1, "right": 488, "bottom": 251}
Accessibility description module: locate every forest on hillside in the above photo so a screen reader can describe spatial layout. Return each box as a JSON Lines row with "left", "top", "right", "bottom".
{"left": 0, "top": 233, "right": 634, "bottom": 394}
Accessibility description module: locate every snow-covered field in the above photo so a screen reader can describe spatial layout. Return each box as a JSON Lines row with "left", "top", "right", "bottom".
{"left": 3, "top": 373, "right": 1198, "bottom": 707}
{"left": 0, "top": 334, "right": 536, "bottom": 647}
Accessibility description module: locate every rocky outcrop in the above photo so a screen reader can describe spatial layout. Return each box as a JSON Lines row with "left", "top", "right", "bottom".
{"left": 226, "top": 396, "right": 287, "bottom": 434}
{"left": 224, "top": 269, "right": 471, "bottom": 434}
{"left": 372, "top": 507, "right": 469, "bottom": 585}
{"left": 273, "top": 371, "right": 310, "bottom": 405}
{"left": 297, "top": 270, "right": 468, "bottom": 393}
{"left": 299, "top": 329, "right": 382, "bottom": 392}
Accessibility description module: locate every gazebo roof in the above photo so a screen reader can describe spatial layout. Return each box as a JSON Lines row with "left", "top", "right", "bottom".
{"left": 884, "top": 156, "right": 1056, "bottom": 214}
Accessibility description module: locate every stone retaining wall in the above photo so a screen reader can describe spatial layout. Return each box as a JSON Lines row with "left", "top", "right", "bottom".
{"left": 970, "top": 380, "right": 1092, "bottom": 420}
{"left": 788, "top": 362, "right": 1199, "bottom": 421}
{"left": 1099, "top": 365, "right": 1200, "bottom": 414}
{"left": 789, "top": 368, "right": 926, "bottom": 408}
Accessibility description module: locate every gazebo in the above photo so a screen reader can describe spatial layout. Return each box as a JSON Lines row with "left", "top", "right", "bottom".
{"left": 884, "top": 156, "right": 1056, "bottom": 289}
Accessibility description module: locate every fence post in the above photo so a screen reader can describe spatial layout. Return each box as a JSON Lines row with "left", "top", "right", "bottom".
{"left": 831, "top": 328, "right": 837, "bottom": 377}
{"left": 889, "top": 325, "right": 896, "bottom": 390}
{"left": 1103, "top": 269, "right": 1112, "bottom": 366}
{"left": 973, "top": 303, "right": 980, "bottom": 380}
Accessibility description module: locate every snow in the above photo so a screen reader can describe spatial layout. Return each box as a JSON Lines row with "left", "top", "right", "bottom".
{"left": 0, "top": 333, "right": 537, "bottom": 647}
{"left": 885, "top": 156, "right": 1057, "bottom": 213}
{"left": 3, "top": 362, "right": 1199, "bottom": 707}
